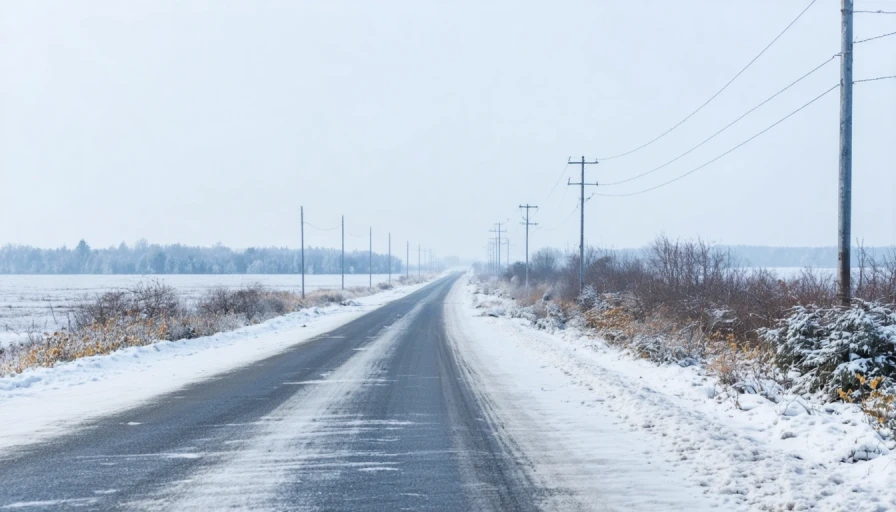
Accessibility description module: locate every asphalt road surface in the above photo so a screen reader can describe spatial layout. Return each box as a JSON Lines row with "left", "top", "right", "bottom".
{"left": 0, "top": 275, "right": 543, "bottom": 511}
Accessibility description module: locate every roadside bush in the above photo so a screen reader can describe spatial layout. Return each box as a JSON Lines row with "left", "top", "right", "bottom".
{"left": 197, "top": 284, "right": 300, "bottom": 321}
{"left": 1, "top": 277, "right": 415, "bottom": 377}
{"left": 476, "top": 236, "right": 896, "bottom": 431}
{"left": 762, "top": 301, "right": 896, "bottom": 400}
{"left": 72, "top": 280, "right": 182, "bottom": 329}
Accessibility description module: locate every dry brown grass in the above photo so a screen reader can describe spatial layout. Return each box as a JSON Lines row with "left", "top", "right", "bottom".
{"left": 1, "top": 277, "right": 432, "bottom": 377}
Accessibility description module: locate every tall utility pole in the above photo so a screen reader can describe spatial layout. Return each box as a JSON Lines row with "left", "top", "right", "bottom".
{"left": 406, "top": 240, "right": 409, "bottom": 278}
{"left": 369, "top": 227, "right": 373, "bottom": 290}
{"left": 568, "top": 156, "right": 599, "bottom": 293}
{"left": 418, "top": 244, "right": 421, "bottom": 277}
{"left": 489, "top": 223, "right": 505, "bottom": 275}
{"left": 504, "top": 238, "right": 510, "bottom": 271}
{"left": 519, "top": 204, "right": 538, "bottom": 289}
{"left": 341, "top": 215, "right": 345, "bottom": 290}
{"left": 388, "top": 233, "right": 391, "bottom": 285}
{"left": 300, "top": 206, "right": 305, "bottom": 299}
{"left": 838, "top": 0, "right": 854, "bottom": 305}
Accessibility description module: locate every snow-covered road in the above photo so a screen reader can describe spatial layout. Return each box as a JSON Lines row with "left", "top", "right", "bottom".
{"left": 1, "top": 274, "right": 891, "bottom": 511}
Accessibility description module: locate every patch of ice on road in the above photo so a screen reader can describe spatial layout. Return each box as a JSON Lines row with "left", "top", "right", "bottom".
{"left": 356, "top": 466, "right": 400, "bottom": 472}
{"left": 1, "top": 498, "right": 99, "bottom": 509}
{"left": 164, "top": 453, "right": 203, "bottom": 460}
{"left": 282, "top": 378, "right": 394, "bottom": 385}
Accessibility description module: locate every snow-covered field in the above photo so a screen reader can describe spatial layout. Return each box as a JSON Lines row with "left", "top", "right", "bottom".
{"left": 0, "top": 274, "right": 400, "bottom": 346}
{"left": 0, "top": 278, "right": 434, "bottom": 452}
{"left": 448, "top": 277, "right": 896, "bottom": 511}
{"left": 763, "top": 266, "right": 836, "bottom": 278}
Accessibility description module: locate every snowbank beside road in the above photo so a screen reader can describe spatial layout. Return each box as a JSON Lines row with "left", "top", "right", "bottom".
{"left": 447, "top": 278, "right": 896, "bottom": 511}
{"left": 0, "top": 280, "right": 434, "bottom": 452}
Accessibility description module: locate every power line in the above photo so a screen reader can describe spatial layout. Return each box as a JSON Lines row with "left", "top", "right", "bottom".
{"left": 542, "top": 161, "right": 571, "bottom": 202}
{"left": 602, "top": 55, "right": 838, "bottom": 187}
{"left": 855, "top": 30, "right": 896, "bottom": 44}
{"left": 597, "top": 84, "right": 839, "bottom": 198}
{"left": 854, "top": 75, "right": 896, "bottom": 83}
{"left": 303, "top": 221, "right": 341, "bottom": 231}
{"left": 596, "top": 0, "right": 818, "bottom": 161}
{"left": 534, "top": 203, "right": 579, "bottom": 232}
{"left": 854, "top": 10, "right": 896, "bottom": 14}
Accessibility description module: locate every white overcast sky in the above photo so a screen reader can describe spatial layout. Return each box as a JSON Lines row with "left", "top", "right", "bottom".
{"left": 1, "top": 0, "right": 894, "bottom": 260}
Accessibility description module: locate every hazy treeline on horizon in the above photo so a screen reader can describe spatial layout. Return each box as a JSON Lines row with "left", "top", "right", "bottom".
{"left": 0, "top": 240, "right": 404, "bottom": 275}
{"left": 1, "top": 240, "right": 893, "bottom": 275}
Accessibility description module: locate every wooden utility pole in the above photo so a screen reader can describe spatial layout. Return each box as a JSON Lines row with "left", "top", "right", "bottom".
{"left": 838, "top": 0, "right": 854, "bottom": 305}
{"left": 519, "top": 204, "right": 538, "bottom": 289}
{"left": 568, "top": 156, "right": 599, "bottom": 293}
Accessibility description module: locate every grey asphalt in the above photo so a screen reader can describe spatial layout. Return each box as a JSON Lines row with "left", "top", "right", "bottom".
{"left": 0, "top": 275, "right": 542, "bottom": 511}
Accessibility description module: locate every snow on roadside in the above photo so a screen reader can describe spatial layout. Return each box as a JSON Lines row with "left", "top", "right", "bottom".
{"left": 0, "top": 280, "right": 434, "bottom": 452}
{"left": 448, "top": 278, "right": 896, "bottom": 512}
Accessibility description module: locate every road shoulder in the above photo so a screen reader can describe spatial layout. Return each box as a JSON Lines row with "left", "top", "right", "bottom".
{"left": 444, "top": 277, "right": 728, "bottom": 511}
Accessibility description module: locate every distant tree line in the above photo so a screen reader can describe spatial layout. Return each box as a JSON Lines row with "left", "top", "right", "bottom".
{"left": 0, "top": 240, "right": 404, "bottom": 275}
{"left": 515, "top": 245, "right": 894, "bottom": 270}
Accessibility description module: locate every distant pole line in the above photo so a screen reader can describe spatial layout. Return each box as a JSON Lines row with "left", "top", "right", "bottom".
{"left": 489, "top": 223, "right": 505, "bottom": 275}
{"left": 341, "top": 215, "right": 345, "bottom": 290}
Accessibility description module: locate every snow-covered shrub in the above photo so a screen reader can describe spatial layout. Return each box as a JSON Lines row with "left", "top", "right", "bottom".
{"left": 579, "top": 285, "right": 598, "bottom": 310}
{"left": 762, "top": 301, "right": 896, "bottom": 400}
{"left": 534, "top": 301, "right": 572, "bottom": 332}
